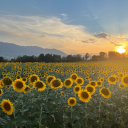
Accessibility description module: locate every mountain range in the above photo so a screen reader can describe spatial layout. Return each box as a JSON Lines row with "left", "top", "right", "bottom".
{"left": 0, "top": 42, "right": 67, "bottom": 60}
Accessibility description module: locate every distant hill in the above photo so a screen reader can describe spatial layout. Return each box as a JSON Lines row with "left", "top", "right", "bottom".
{"left": 0, "top": 42, "right": 67, "bottom": 59}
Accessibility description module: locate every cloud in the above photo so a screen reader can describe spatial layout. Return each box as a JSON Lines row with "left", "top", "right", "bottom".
{"left": 82, "top": 38, "right": 95, "bottom": 43}
{"left": 111, "top": 42, "right": 123, "bottom": 46}
{"left": 0, "top": 14, "right": 94, "bottom": 54}
{"left": 61, "top": 14, "right": 67, "bottom": 17}
{"left": 94, "top": 32, "right": 109, "bottom": 38}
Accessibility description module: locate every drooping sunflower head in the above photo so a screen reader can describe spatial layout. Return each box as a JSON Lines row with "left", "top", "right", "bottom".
{"left": 0, "top": 89, "right": 3, "bottom": 96}
{"left": 108, "top": 76, "right": 117, "bottom": 84}
{"left": 64, "top": 78, "right": 73, "bottom": 88}
{"left": 70, "top": 73, "right": 78, "bottom": 81}
{"left": 23, "top": 86, "right": 31, "bottom": 93}
{"left": 119, "top": 84, "right": 125, "bottom": 89}
{"left": 122, "top": 75, "right": 128, "bottom": 86}
{"left": 73, "top": 85, "right": 81, "bottom": 93}
{"left": 1, "top": 99, "right": 14, "bottom": 115}
{"left": 76, "top": 77, "right": 84, "bottom": 86}
{"left": 46, "top": 75, "right": 56, "bottom": 85}
{"left": 29, "top": 74, "right": 39, "bottom": 84}
{"left": 97, "top": 81, "right": 102, "bottom": 87}
{"left": 13, "top": 79, "right": 26, "bottom": 92}
{"left": 100, "top": 87, "right": 111, "bottom": 98}
{"left": 33, "top": 80, "right": 46, "bottom": 91}
{"left": 51, "top": 79, "right": 63, "bottom": 90}
{"left": 78, "top": 89, "right": 91, "bottom": 102}
{"left": 2, "top": 77, "right": 13, "bottom": 86}
{"left": 89, "top": 81, "right": 97, "bottom": 87}
{"left": 68, "top": 97, "right": 77, "bottom": 107}
{"left": 85, "top": 85, "right": 95, "bottom": 95}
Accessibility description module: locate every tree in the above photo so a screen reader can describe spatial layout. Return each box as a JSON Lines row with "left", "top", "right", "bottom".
{"left": 99, "top": 52, "right": 107, "bottom": 60}
{"left": 85, "top": 53, "right": 90, "bottom": 60}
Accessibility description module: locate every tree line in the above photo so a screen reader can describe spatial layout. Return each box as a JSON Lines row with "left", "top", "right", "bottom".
{"left": 0, "top": 51, "right": 127, "bottom": 62}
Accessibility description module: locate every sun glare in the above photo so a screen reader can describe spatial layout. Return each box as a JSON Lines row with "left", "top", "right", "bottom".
{"left": 116, "top": 47, "right": 126, "bottom": 53}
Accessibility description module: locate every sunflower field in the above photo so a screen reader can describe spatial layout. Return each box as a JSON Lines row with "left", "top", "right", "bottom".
{"left": 0, "top": 61, "right": 128, "bottom": 128}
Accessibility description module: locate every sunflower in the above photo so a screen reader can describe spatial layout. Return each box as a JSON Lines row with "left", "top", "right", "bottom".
{"left": 85, "top": 85, "right": 95, "bottom": 95}
{"left": 108, "top": 76, "right": 117, "bottom": 84}
{"left": 29, "top": 74, "right": 39, "bottom": 84}
{"left": 121, "top": 75, "right": 128, "bottom": 87}
{"left": 100, "top": 87, "right": 111, "bottom": 98}
{"left": 73, "top": 85, "right": 81, "bottom": 93}
{"left": 85, "top": 77, "right": 89, "bottom": 81}
{"left": 13, "top": 79, "right": 26, "bottom": 92}
{"left": 46, "top": 75, "right": 56, "bottom": 85}
{"left": 64, "top": 78, "right": 73, "bottom": 88}
{"left": 1, "top": 99, "right": 14, "bottom": 115}
{"left": 70, "top": 73, "right": 78, "bottom": 82}
{"left": 78, "top": 89, "right": 91, "bottom": 102}
{"left": 50, "top": 79, "right": 63, "bottom": 90}
{"left": 61, "top": 91, "right": 64, "bottom": 96}
{"left": 0, "top": 89, "right": 3, "bottom": 96}
{"left": 16, "top": 75, "right": 21, "bottom": 79}
{"left": 2, "top": 77, "right": 13, "bottom": 86}
{"left": 97, "top": 81, "right": 102, "bottom": 87}
{"left": 89, "top": 81, "right": 97, "bottom": 87}
{"left": 22, "top": 78, "right": 27, "bottom": 83}
{"left": 68, "top": 97, "right": 77, "bottom": 107}
{"left": 0, "top": 81, "right": 4, "bottom": 88}
{"left": 119, "top": 84, "right": 125, "bottom": 89}
{"left": 76, "top": 77, "right": 84, "bottom": 86}
{"left": 33, "top": 80, "right": 46, "bottom": 91}
{"left": 41, "top": 74, "right": 45, "bottom": 78}
{"left": 23, "top": 86, "right": 31, "bottom": 93}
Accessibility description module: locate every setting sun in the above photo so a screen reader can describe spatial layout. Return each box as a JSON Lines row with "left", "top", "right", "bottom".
{"left": 116, "top": 47, "right": 126, "bottom": 53}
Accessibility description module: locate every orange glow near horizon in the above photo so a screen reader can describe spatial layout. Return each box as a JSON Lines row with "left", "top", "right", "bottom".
{"left": 116, "top": 47, "right": 126, "bottom": 53}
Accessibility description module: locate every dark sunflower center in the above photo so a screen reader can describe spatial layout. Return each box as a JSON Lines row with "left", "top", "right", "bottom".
{"left": 0, "top": 89, "right": 1, "bottom": 94}
{"left": 31, "top": 76, "right": 37, "bottom": 82}
{"left": 87, "top": 87, "right": 93, "bottom": 92}
{"left": 16, "top": 81, "right": 23, "bottom": 89}
{"left": 75, "top": 87, "right": 80, "bottom": 91}
{"left": 81, "top": 92, "right": 89, "bottom": 99}
{"left": 90, "top": 82, "right": 96, "bottom": 86}
{"left": 77, "top": 79, "right": 82, "bottom": 84}
{"left": 97, "top": 82, "right": 101, "bottom": 85}
{"left": 120, "top": 74, "right": 123, "bottom": 77}
{"left": 109, "top": 77, "right": 116, "bottom": 82}
{"left": 65, "top": 80, "right": 71, "bottom": 85}
{"left": 70, "top": 99, "right": 75, "bottom": 104}
{"left": 101, "top": 89, "right": 109, "bottom": 95}
{"left": 35, "top": 82, "right": 44, "bottom": 88}
{"left": 48, "top": 77, "right": 53, "bottom": 83}
{"left": 52, "top": 80, "right": 61, "bottom": 87}
{"left": 123, "top": 77, "right": 128, "bottom": 84}
{"left": 72, "top": 75, "right": 77, "bottom": 80}
{"left": 23, "top": 78, "right": 26, "bottom": 81}
{"left": 4, "top": 102, "right": 11, "bottom": 111}
{"left": 17, "top": 76, "right": 20, "bottom": 79}
{"left": 3, "top": 78, "right": 12, "bottom": 85}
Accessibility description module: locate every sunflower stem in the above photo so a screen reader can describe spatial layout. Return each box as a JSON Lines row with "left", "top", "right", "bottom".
{"left": 85, "top": 103, "right": 88, "bottom": 127}
{"left": 46, "top": 85, "right": 49, "bottom": 102}
{"left": 13, "top": 107, "right": 17, "bottom": 128}
{"left": 56, "top": 90, "right": 58, "bottom": 98}
{"left": 71, "top": 106, "right": 72, "bottom": 118}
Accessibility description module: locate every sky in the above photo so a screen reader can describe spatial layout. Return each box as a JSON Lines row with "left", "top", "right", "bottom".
{"left": 0, "top": 0, "right": 128, "bottom": 55}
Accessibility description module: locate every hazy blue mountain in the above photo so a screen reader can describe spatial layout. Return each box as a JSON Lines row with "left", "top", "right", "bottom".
{"left": 0, "top": 42, "right": 67, "bottom": 59}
